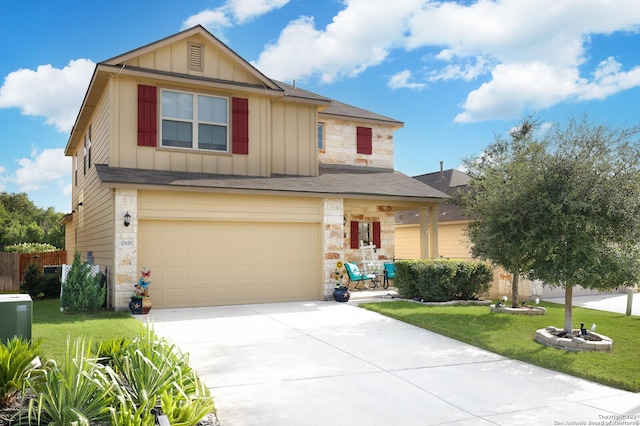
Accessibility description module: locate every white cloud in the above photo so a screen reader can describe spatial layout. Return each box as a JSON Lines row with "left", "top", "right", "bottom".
{"left": 182, "top": 9, "right": 231, "bottom": 34}
{"left": 577, "top": 57, "right": 640, "bottom": 100}
{"left": 182, "top": 0, "right": 291, "bottom": 37}
{"left": 253, "top": 0, "right": 418, "bottom": 83}
{"left": 252, "top": 0, "right": 640, "bottom": 122}
{"left": 407, "top": 0, "right": 640, "bottom": 122}
{"left": 455, "top": 62, "right": 582, "bottom": 123}
{"left": 229, "top": 0, "right": 291, "bottom": 23}
{"left": 0, "top": 59, "right": 94, "bottom": 133}
{"left": 8, "top": 148, "right": 70, "bottom": 192}
{"left": 388, "top": 70, "right": 425, "bottom": 91}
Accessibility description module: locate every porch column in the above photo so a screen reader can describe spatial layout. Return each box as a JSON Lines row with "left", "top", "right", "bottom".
{"left": 429, "top": 205, "right": 439, "bottom": 259}
{"left": 114, "top": 189, "right": 138, "bottom": 310}
{"left": 323, "top": 198, "right": 345, "bottom": 299}
{"left": 419, "top": 206, "right": 429, "bottom": 259}
{"left": 419, "top": 205, "right": 439, "bottom": 259}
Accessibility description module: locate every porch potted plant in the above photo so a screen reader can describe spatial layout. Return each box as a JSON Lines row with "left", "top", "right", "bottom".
{"left": 129, "top": 268, "right": 152, "bottom": 314}
{"left": 332, "top": 261, "right": 350, "bottom": 302}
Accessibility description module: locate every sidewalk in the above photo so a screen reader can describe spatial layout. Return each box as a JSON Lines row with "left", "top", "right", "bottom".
{"left": 543, "top": 291, "right": 640, "bottom": 316}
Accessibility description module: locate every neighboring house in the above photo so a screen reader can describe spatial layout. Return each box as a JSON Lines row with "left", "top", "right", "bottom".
{"left": 395, "top": 166, "right": 471, "bottom": 260}
{"left": 395, "top": 166, "right": 534, "bottom": 299}
{"left": 62, "top": 26, "right": 448, "bottom": 310}
{"left": 395, "top": 165, "right": 607, "bottom": 300}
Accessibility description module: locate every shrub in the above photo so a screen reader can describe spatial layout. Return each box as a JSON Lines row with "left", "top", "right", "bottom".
{"left": 60, "top": 251, "right": 105, "bottom": 313}
{"left": 22, "top": 330, "right": 214, "bottom": 425}
{"left": 395, "top": 259, "right": 493, "bottom": 302}
{"left": 4, "top": 243, "right": 59, "bottom": 253}
{"left": 21, "top": 262, "right": 44, "bottom": 297}
{"left": 109, "top": 328, "right": 214, "bottom": 425}
{"left": 25, "top": 337, "right": 117, "bottom": 425}
{"left": 0, "top": 337, "right": 42, "bottom": 409}
{"left": 21, "top": 264, "right": 62, "bottom": 299}
{"left": 41, "top": 273, "right": 61, "bottom": 299}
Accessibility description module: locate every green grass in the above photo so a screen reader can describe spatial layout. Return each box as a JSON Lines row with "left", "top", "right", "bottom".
{"left": 32, "top": 299, "right": 142, "bottom": 363}
{"left": 361, "top": 300, "right": 640, "bottom": 392}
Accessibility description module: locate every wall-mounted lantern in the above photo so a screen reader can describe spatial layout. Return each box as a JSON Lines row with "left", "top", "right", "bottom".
{"left": 124, "top": 211, "right": 131, "bottom": 227}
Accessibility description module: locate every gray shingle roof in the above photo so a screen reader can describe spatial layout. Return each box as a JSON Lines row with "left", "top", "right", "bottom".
{"left": 95, "top": 164, "right": 449, "bottom": 200}
{"left": 274, "top": 81, "right": 403, "bottom": 127}
{"left": 396, "top": 169, "right": 471, "bottom": 224}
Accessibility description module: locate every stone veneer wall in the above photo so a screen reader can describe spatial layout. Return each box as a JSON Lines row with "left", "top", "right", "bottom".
{"left": 321, "top": 199, "right": 395, "bottom": 299}
{"left": 319, "top": 118, "right": 394, "bottom": 169}
{"left": 344, "top": 202, "right": 395, "bottom": 265}
{"left": 114, "top": 189, "right": 138, "bottom": 310}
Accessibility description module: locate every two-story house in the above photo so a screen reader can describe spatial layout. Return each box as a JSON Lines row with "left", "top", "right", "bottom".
{"left": 62, "top": 26, "right": 448, "bottom": 310}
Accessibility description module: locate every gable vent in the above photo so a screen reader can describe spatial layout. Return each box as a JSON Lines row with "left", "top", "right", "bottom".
{"left": 188, "top": 42, "right": 203, "bottom": 71}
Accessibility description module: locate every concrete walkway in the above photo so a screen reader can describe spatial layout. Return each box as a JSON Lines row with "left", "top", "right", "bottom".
{"left": 141, "top": 294, "right": 640, "bottom": 426}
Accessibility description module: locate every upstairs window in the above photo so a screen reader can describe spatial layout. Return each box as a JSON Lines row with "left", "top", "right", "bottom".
{"left": 356, "top": 126, "right": 372, "bottom": 154}
{"left": 318, "top": 122, "right": 325, "bottom": 150}
{"left": 160, "top": 89, "right": 228, "bottom": 152}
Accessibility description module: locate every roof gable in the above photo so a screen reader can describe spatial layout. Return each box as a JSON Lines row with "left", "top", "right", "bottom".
{"left": 103, "top": 25, "right": 280, "bottom": 91}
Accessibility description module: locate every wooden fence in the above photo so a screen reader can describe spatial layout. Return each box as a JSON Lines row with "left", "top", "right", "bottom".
{"left": 0, "top": 250, "right": 67, "bottom": 292}
{"left": 0, "top": 252, "right": 19, "bottom": 292}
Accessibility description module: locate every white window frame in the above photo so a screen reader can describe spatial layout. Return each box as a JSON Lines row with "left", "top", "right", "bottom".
{"left": 160, "top": 88, "right": 229, "bottom": 152}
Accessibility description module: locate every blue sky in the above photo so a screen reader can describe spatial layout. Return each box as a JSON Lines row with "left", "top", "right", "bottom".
{"left": 1, "top": 0, "right": 640, "bottom": 213}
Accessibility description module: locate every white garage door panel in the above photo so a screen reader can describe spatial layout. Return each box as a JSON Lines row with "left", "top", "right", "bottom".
{"left": 139, "top": 221, "right": 320, "bottom": 308}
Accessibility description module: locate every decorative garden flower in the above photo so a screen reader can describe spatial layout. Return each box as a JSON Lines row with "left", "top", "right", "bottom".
{"left": 334, "top": 261, "right": 345, "bottom": 285}
{"left": 133, "top": 267, "right": 151, "bottom": 297}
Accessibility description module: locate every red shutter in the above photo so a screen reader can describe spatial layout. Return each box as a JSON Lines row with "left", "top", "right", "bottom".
{"left": 372, "top": 221, "right": 381, "bottom": 249}
{"left": 232, "top": 97, "right": 249, "bottom": 154}
{"left": 138, "top": 85, "right": 157, "bottom": 147}
{"left": 350, "top": 221, "right": 359, "bottom": 249}
{"left": 356, "top": 126, "right": 372, "bottom": 155}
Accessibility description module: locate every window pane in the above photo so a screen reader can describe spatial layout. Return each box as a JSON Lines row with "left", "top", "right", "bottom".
{"left": 162, "top": 120, "right": 192, "bottom": 148}
{"left": 198, "top": 95, "right": 227, "bottom": 123}
{"left": 358, "top": 222, "right": 370, "bottom": 246}
{"left": 162, "top": 91, "right": 193, "bottom": 119}
{"left": 318, "top": 123, "right": 324, "bottom": 149}
{"left": 198, "top": 124, "right": 227, "bottom": 151}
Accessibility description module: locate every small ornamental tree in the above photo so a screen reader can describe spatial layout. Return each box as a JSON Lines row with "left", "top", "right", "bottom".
{"left": 455, "top": 116, "right": 640, "bottom": 332}
{"left": 60, "top": 251, "right": 105, "bottom": 313}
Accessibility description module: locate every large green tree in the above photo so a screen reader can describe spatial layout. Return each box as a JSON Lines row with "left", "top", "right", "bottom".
{"left": 0, "top": 192, "right": 65, "bottom": 250}
{"left": 455, "top": 117, "right": 640, "bottom": 332}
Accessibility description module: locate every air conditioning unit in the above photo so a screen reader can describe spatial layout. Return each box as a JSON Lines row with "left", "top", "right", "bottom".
{"left": 0, "top": 294, "right": 32, "bottom": 344}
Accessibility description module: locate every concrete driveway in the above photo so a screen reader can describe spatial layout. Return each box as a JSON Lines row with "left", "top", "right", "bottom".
{"left": 142, "top": 299, "right": 640, "bottom": 426}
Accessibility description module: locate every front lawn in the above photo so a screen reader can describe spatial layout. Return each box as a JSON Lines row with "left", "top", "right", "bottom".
{"left": 32, "top": 299, "right": 141, "bottom": 362}
{"left": 361, "top": 300, "right": 640, "bottom": 392}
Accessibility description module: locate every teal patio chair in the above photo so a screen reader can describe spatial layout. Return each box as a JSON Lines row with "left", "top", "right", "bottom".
{"left": 344, "top": 262, "right": 375, "bottom": 290}
{"left": 383, "top": 262, "right": 395, "bottom": 289}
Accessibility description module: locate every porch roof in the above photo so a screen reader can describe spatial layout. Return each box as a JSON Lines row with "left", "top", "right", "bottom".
{"left": 94, "top": 163, "right": 449, "bottom": 202}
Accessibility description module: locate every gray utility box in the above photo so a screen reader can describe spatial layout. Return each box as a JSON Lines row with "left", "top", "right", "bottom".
{"left": 0, "top": 294, "right": 32, "bottom": 343}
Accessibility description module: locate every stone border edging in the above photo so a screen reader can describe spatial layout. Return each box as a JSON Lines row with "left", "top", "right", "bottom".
{"left": 535, "top": 327, "right": 613, "bottom": 352}
{"left": 490, "top": 305, "right": 547, "bottom": 315}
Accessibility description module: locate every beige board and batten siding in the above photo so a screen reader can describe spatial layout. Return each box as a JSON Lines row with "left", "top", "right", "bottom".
{"left": 110, "top": 74, "right": 317, "bottom": 178}
{"left": 67, "top": 86, "right": 116, "bottom": 271}
{"left": 271, "top": 101, "right": 318, "bottom": 176}
{"left": 394, "top": 222, "right": 470, "bottom": 260}
{"left": 137, "top": 190, "right": 323, "bottom": 308}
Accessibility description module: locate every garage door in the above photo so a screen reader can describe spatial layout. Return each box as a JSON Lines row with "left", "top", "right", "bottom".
{"left": 139, "top": 220, "right": 321, "bottom": 308}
